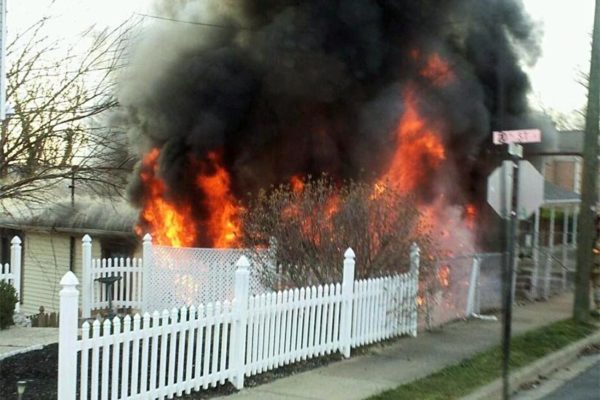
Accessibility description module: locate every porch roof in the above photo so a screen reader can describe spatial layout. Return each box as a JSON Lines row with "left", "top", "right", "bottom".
{"left": 543, "top": 181, "right": 580, "bottom": 206}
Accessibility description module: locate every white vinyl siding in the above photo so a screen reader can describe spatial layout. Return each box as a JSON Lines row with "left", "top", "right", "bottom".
{"left": 21, "top": 232, "right": 100, "bottom": 315}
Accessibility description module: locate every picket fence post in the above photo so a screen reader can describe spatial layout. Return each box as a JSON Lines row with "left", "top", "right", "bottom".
{"left": 341, "top": 248, "right": 355, "bottom": 358}
{"left": 231, "top": 255, "right": 250, "bottom": 390}
{"left": 10, "top": 236, "right": 21, "bottom": 312}
{"left": 409, "top": 243, "right": 420, "bottom": 337}
{"left": 142, "top": 234, "right": 154, "bottom": 312}
{"left": 81, "top": 235, "right": 92, "bottom": 319}
{"left": 58, "top": 271, "right": 79, "bottom": 400}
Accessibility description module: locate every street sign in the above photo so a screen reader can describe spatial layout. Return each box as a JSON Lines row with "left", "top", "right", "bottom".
{"left": 493, "top": 129, "right": 541, "bottom": 145}
{"left": 487, "top": 160, "right": 544, "bottom": 220}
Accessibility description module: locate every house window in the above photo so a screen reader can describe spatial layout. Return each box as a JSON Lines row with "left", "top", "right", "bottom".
{"left": 0, "top": 229, "right": 21, "bottom": 265}
{"left": 0, "top": 236, "right": 9, "bottom": 265}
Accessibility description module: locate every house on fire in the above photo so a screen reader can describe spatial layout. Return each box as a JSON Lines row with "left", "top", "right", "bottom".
{"left": 0, "top": 196, "right": 138, "bottom": 315}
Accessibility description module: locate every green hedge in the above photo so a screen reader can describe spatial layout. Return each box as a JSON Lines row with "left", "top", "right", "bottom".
{"left": 0, "top": 281, "right": 18, "bottom": 329}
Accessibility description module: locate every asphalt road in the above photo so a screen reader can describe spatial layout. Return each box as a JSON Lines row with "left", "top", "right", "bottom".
{"left": 543, "top": 360, "right": 600, "bottom": 400}
{"left": 513, "top": 353, "right": 600, "bottom": 400}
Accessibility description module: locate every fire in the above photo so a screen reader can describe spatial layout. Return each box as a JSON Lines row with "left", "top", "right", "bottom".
{"left": 136, "top": 149, "right": 197, "bottom": 247}
{"left": 324, "top": 194, "right": 340, "bottom": 218}
{"left": 438, "top": 264, "right": 450, "bottom": 288}
{"left": 420, "top": 53, "right": 455, "bottom": 86}
{"left": 136, "top": 149, "right": 242, "bottom": 248}
{"left": 375, "top": 77, "right": 476, "bottom": 257}
{"left": 196, "top": 152, "right": 242, "bottom": 248}
{"left": 464, "top": 204, "right": 477, "bottom": 230}
{"left": 383, "top": 88, "right": 446, "bottom": 192}
{"left": 290, "top": 175, "right": 305, "bottom": 193}
{"left": 136, "top": 51, "right": 473, "bottom": 254}
{"left": 371, "top": 181, "right": 386, "bottom": 199}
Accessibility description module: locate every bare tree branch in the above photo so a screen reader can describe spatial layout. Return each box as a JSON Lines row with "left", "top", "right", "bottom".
{"left": 0, "top": 14, "right": 139, "bottom": 206}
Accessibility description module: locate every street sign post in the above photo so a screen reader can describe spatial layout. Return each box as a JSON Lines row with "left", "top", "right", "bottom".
{"left": 488, "top": 129, "right": 542, "bottom": 400}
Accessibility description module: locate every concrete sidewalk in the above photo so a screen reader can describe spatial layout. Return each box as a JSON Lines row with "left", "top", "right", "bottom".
{"left": 0, "top": 326, "right": 58, "bottom": 360}
{"left": 217, "top": 293, "right": 575, "bottom": 400}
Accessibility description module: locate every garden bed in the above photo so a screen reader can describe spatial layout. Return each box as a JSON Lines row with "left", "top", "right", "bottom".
{"left": 0, "top": 342, "right": 343, "bottom": 399}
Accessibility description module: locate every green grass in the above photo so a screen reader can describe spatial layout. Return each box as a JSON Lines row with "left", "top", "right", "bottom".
{"left": 369, "top": 319, "right": 598, "bottom": 400}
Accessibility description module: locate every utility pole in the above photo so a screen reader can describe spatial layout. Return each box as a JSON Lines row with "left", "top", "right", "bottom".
{"left": 574, "top": 0, "right": 600, "bottom": 323}
{"left": 68, "top": 166, "right": 76, "bottom": 272}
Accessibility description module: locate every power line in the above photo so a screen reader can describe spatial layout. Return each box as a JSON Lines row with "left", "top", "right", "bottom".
{"left": 136, "top": 13, "right": 252, "bottom": 31}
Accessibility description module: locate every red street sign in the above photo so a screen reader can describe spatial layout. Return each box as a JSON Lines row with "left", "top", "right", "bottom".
{"left": 493, "top": 129, "right": 541, "bottom": 145}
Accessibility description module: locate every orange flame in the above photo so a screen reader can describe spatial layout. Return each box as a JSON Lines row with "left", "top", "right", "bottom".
{"left": 383, "top": 88, "right": 446, "bottom": 192}
{"left": 325, "top": 193, "right": 340, "bottom": 218}
{"left": 136, "top": 149, "right": 197, "bottom": 247}
{"left": 196, "top": 152, "right": 242, "bottom": 248}
{"left": 290, "top": 175, "right": 305, "bottom": 193}
{"left": 371, "top": 181, "right": 386, "bottom": 199}
{"left": 464, "top": 203, "right": 477, "bottom": 230}
{"left": 438, "top": 264, "right": 450, "bottom": 288}
{"left": 420, "top": 53, "right": 455, "bottom": 86}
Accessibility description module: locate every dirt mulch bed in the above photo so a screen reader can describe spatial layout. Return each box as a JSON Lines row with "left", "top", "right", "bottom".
{"left": 0, "top": 343, "right": 343, "bottom": 399}
{"left": 0, "top": 344, "right": 59, "bottom": 400}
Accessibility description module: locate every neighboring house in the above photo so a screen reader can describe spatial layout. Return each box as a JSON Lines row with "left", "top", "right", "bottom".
{"left": 0, "top": 196, "right": 138, "bottom": 315}
{"left": 540, "top": 130, "right": 584, "bottom": 194}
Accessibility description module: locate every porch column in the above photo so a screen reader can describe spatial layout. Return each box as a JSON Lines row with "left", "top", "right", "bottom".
{"left": 531, "top": 207, "right": 541, "bottom": 299}
{"left": 544, "top": 207, "right": 555, "bottom": 299}
{"left": 572, "top": 206, "right": 579, "bottom": 247}
{"left": 561, "top": 207, "right": 569, "bottom": 290}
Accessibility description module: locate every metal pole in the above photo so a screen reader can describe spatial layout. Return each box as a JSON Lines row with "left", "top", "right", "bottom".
{"left": 502, "top": 148, "right": 520, "bottom": 400}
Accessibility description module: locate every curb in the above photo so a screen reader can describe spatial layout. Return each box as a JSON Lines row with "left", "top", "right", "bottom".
{"left": 0, "top": 344, "right": 44, "bottom": 361}
{"left": 461, "top": 330, "right": 600, "bottom": 400}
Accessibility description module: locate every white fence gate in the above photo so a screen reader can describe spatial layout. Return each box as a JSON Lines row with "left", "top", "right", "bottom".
{"left": 0, "top": 236, "right": 21, "bottom": 312}
{"left": 82, "top": 235, "right": 145, "bottom": 318}
{"left": 58, "top": 245, "right": 420, "bottom": 400}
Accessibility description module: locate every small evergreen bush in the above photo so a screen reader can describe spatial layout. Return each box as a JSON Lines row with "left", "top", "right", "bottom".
{"left": 0, "top": 281, "right": 18, "bottom": 329}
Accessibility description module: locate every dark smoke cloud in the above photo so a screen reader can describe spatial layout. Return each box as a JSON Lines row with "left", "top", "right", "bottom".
{"left": 118, "top": 0, "right": 545, "bottom": 245}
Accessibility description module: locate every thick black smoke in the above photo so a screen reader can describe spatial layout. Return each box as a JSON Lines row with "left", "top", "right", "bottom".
{"left": 119, "top": 0, "right": 544, "bottom": 246}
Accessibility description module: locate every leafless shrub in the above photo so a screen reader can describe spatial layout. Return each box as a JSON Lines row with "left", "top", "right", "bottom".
{"left": 0, "top": 15, "right": 139, "bottom": 207}
{"left": 241, "top": 176, "right": 438, "bottom": 288}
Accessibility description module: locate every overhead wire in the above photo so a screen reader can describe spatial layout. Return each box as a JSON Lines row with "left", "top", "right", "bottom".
{"left": 135, "top": 13, "right": 252, "bottom": 31}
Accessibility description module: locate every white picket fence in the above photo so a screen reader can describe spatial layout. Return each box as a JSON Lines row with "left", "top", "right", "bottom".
{"left": 58, "top": 245, "right": 420, "bottom": 400}
{"left": 0, "top": 236, "right": 22, "bottom": 312}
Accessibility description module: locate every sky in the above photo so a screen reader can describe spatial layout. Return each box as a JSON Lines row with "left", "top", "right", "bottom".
{"left": 522, "top": 0, "right": 595, "bottom": 117}
{"left": 6, "top": 0, "right": 597, "bottom": 119}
